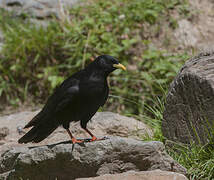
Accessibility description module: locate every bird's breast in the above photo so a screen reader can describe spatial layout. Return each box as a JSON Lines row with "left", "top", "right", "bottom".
{"left": 80, "top": 80, "right": 107, "bottom": 105}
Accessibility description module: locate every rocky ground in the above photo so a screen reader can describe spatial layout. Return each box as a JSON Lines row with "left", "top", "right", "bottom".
{"left": 0, "top": 136, "right": 186, "bottom": 179}
{"left": 0, "top": 111, "right": 153, "bottom": 154}
{"left": 1, "top": 0, "right": 214, "bottom": 179}
{"left": 0, "top": 111, "right": 188, "bottom": 180}
{"left": 171, "top": 0, "right": 214, "bottom": 51}
{"left": 77, "top": 170, "right": 188, "bottom": 180}
{"left": 185, "top": 0, "right": 214, "bottom": 50}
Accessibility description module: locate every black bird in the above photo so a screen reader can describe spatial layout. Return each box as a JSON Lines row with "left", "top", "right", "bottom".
{"left": 18, "top": 55, "right": 126, "bottom": 144}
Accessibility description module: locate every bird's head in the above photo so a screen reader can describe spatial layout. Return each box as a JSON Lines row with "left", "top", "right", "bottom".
{"left": 93, "top": 55, "right": 126, "bottom": 74}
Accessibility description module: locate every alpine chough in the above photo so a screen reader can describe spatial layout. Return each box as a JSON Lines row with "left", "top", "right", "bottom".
{"left": 18, "top": 55, "right": 126, "bottom": 144}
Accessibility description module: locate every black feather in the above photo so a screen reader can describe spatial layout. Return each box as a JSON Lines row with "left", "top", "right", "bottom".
{"left": 18, "top": 55, "right": 124, "bottom": 143}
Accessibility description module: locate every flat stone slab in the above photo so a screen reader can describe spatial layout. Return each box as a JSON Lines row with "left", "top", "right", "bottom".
{"left": 0, "top": 137, "right": 186, "bottom": 179}
{"left": 77, "top": 170, "right": 188, "bottom": 180}
{"left": 0, "top": 111, "right": 153, "bottom": 154}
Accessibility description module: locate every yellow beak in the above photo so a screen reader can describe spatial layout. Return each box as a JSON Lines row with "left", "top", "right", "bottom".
{"left": 113, "top": 63, "right": 126, "bottom": 71}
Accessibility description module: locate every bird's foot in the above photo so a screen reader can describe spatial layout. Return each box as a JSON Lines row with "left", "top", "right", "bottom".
{"left": 72, "top": 138, "right": 84, "bottom": 144}
{"left": 90, "top": 136, "right": 97, "bottom": 142}
{"left": 86, "top": 136, "right": 109, "bottom": 142}
{"left": 81, "top": 136, "right": 109, "bottom": 143}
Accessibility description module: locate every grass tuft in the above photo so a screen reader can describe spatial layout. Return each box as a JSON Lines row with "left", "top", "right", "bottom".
{"left": 141, "top": 90, "right": 214, "bottom": 179}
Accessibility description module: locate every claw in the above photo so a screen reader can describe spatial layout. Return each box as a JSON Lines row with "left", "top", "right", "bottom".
{"left": 90, "top": 136, "right": 97, "bottom": 142}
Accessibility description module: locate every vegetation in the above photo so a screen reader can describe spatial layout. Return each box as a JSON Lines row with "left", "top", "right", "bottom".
{"left": 0, "top": 0, "right": 213, "bottom": 179}
{"left": 0, "top": 0, "right": 189, "bottom": 111}
{"left": 143, "top": 95, "right": 214, "bottom": 179}
{"left": 170, "top": 142, "right": 214, "bottom": 179}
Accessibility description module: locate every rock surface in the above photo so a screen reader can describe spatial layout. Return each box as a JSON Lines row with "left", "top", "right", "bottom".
{"left": 77, "top": 170, "right": 188, "bottom": 180}
{"left": 0, "top": 111, "right": 153, "bottom": 154}
{"left": 174, "top": 19, "right": 200, "bottom": 48}
{"left": 0, "top": 127, "right": 9, "bottom": 140}
{"left": 0, "top": 137, "right": 186, "bottom": 180}
{"left": 0, "top": 0, "right": 79, "bottom": 19}
{"left": 163, "top": 52, "right": 214, "bottom": 144}
{"left": 174, "top": 0, "right": 214, "bottom": 51}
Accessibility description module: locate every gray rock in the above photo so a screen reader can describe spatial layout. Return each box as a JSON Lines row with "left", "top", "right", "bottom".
{"left": 0, "top": 0, "right": 79, "bottom": 19}
{"left": 174, "top": 0, "right": 214, "bottom": 51}
{"left": 0, "top": 111, "right": 152, "bottom": 155}
{"left": 0, "top": 137, "right": 186, "bottom": 179}
{"left": 0, "top": 127, "right": 9, "bottom": 140}
{"left": 0, "top": 147, "right": 27, "bottom": 173}
{"left": 0, "top": 171, "right": 11, "bottom": 180}
{"left": 77, "top": 170, "right": 188, "bottom": 180}
{"left": 174, "top": 19, "right": 200, "bottom": 48}
{"left": 163, "top": 52, "right": 214, "bottom": 144}
{"left": 5, "top": 0, "right": 26, "bottom": 6}
{"left": 73, "top": 112, "right": 153, "bottom": 140}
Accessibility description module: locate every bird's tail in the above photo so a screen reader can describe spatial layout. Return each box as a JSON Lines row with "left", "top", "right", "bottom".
{"left": 18, "top": 122, "right": 58, "bottom": 143}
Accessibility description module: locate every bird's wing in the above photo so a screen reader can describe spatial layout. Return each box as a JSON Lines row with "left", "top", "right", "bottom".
{"left": 55, "top": 82, "right": 80, "bottom": 113}
{"left": 100, "top": 85, "right": 109, "bottom": 106}
{"left": 24, "top": 78, "right": 80, "bottom": 128}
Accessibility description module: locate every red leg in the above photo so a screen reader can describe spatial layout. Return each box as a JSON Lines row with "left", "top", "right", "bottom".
{"left": 83, "top": 128, "right": 109, "bottom": 142}
{"left": 83, "top": 128, "right": 108, "bottom": 142}
{"left": 66, "top": 129, "right": 83, "bottom": 144}
{"left": 83, "top": 128, "right": 97, "bottom": 141}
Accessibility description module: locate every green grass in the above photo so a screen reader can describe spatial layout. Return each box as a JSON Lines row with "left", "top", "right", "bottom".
{"left": 0, "top": 0, "right": 189, "bottom": 112}
{"left": 169, "top": 142, "right": 214, "bottom": 179}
